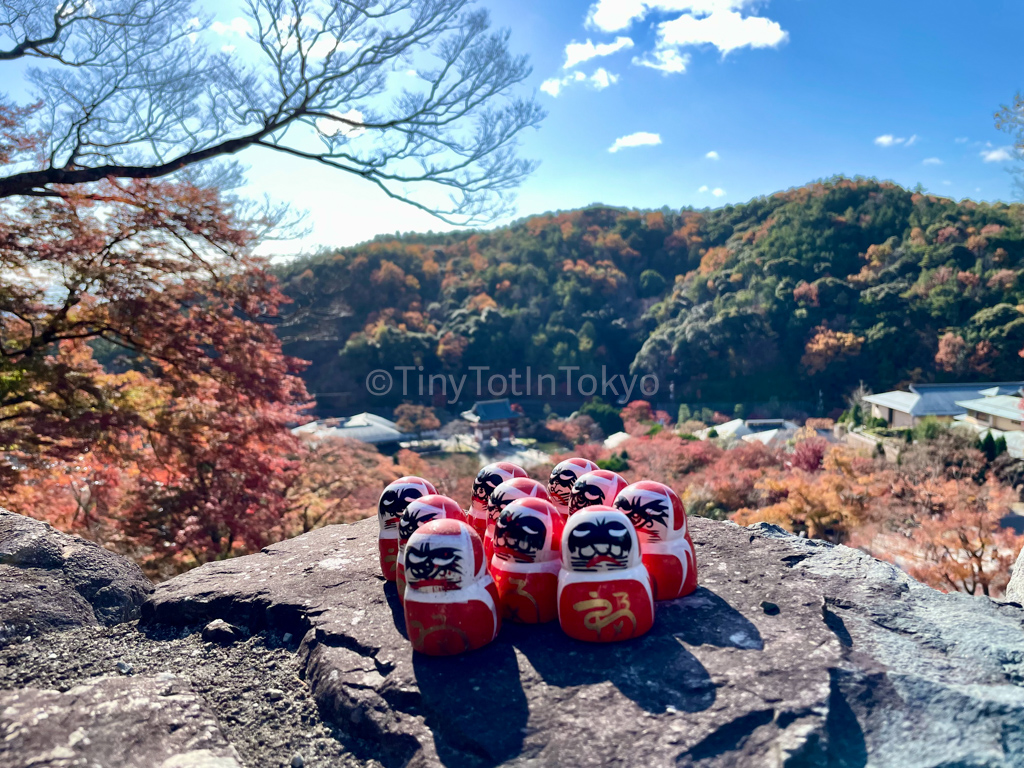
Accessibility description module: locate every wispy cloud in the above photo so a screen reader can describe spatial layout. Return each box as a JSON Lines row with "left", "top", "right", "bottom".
{"left": 981, "top": 146, "right": 1014, "bottom": 163}
{"left": 955, "top": 137, "right": 969, "bottom": 144}
{"left": 608, "top": 131, "right": 662, "bottom": 153}
{"left": 564, "top": 36, "right": 634, "bottom": 68}
{"left": 875, "top": 134, "right": 918, "bottom": 148}
{"left": 922, "top": 157, "right": 942, "bottom": 166}
{"left": 541, "top": 68, "right": 618, "bottom": 97}
{"left": 706, "top": 150, "right": 720, "bottom": 160}
{"left": 698, "top": 185, "right": 710, "bottom": 192}
{"left": 211, "top": 17, "right": 251, "bottom": 35}
{"left": 586, "top": 1, "right": 786, "bottom": 76}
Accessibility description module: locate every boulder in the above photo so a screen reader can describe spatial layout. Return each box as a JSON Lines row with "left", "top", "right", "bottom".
{"left": 0, "top": 508, "right": 153, "bottom": 644}
{"left": 0, "top": 674, "right": 242, "bottom": 768}
{"left": 143, "top": 515, "right": 1024, "bottom": 768}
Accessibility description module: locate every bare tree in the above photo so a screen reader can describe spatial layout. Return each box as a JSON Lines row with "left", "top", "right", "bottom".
{"left": 0, "top": 0, "right": 544, "bottom": 223}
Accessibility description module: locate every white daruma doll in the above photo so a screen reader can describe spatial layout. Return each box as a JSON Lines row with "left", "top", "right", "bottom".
{"left": 557, "top": 506, "right": 654, "bottom": 643}
{"left": 403, "top": 519, "right": 501, "bottom": 656}
{"left": 469, "top": 462, "right": 527, "bottom": 538}
{"left": 491, "top": 497, "right": 566, "bottom": 624}
{"left": 547, "top": 458, "right": 599, "bottom": 515}
{"left": 396, "top": 495, "right": 466, "bottom": 604}
{"left": 378, "top": 476, "right": 436, "bottom": 581}
{"left": 568, "top": 470, "right": 628, "bottom": 515}
{"left": 614, "top": 481, "right": 697, "bottom": 601}
{"left": 485, "top": 477, "right": 550, "bottom": 564}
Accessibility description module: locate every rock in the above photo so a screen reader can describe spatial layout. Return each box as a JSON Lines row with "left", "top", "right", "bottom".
{"left": 0, "top": 675, "right": 242, "bottom": 768}
{"left": 266, "top": 688, "right": 285, "bottom": 702}
{"left": 290, "top": 754, "right": 304, "bottom": 768}
{"left": 141, "top": 515, "right": 1024, "bottom": 767}
{"left": 202, "top": 619, "right": 243, "bottom": 645}
{"left": 116, "top": 660, "right": 134, "bottom": 676}
{"left": 0, "top": 508, "right": 152, "bottom": 645}
{"left": 760, "top": 600, "right": 780, "bottom": 615}
{"left": 1004, "top": 545, "right": 1024, "bottom": 604}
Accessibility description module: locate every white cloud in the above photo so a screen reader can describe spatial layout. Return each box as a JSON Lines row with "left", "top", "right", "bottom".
{"left": 657, "top": 9, "right": 788, "bottom": 56}
{"left": 540, "top": 69, "right": 616, "bottom": 97}
{"left": 540, "top": 78, "right": 563, "bottom": 97}
{"left": 981, "top": 146, "right": 1014, "bottom": 163}
{"left": 587, "top": 0, "right": 754, "bottom": 32}
{"left": 698, "top": 185, "right": 710, "bottom": 192}
{"left": 942, "top": 180, "right": 952, "bottom": 186}
{"left": 875, "top": 134, "right": 919, "bottom": 148}
{"left": 590, "top": 68, "right": 618, "bottom": 89}
{"left": 586, "top": 1, "right": 785, "bottom": 76}
{"left": 608, "top": 131, "right": 662, "bottom": 153}
{"left": 706, "top": 150, "right": 719, "bottom": 160}
{"left": 923, "top": 157, "right": 942, "bottom": 165}
{"left": 564, "top": 36, "right": 634, "bottom": 68}
{"left": 211, "top": 17, "right": 252, "bottom": 36}
{"left": 633, "top": 48, "right": 691, "bottom": 73}
{"left": 316, "top": 108, "right": 366, "bottom": 139}
{"left": 955, "top": 137, "right": 969, "bottom": 144}
{"left": 712, "top": 187, "right": 726, "bottom": 197}
{"left": 220, "top": 44, "right": 236, "bottom": 53}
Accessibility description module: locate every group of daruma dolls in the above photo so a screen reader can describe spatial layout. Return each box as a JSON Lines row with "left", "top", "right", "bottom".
{"left": 376, "top": 458, "right": 697, "bottom": 656}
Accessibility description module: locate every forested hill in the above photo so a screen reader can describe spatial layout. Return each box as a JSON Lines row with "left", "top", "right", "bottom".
{"left": 275, "top": 177, "right": 1024, "bottom": 413}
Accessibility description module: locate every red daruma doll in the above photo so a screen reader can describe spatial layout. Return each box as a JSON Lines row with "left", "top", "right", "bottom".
{"left": 557, "top": 506, "right": 654, "bottom": 643}
{"left": 378, "top": 477, "right": 436, "bottom": 581}
{"left": 547, "top": 458, "right": 599, "bottom": 515}
{"left": 491, "top": 498, "right": 566, "bottom": 624}
{"left": 614, "top": 481, "right": 697, "bottom": 601}
{"left": 403, "top": 519, "right": 501, "bottom": 656}
{"left": 568, "top": 470, "right": 628, "bottom": 515}
{"left": 485, "top": 477, "right": 550, "bottom": 564}
{"left": 396, "top": 495, "right": 466, "bottom": 604}
{"left": 469, "top": 462, "right": 527, "bottom": 537}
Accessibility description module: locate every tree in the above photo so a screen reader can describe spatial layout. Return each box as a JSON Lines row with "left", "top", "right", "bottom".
{"left": 579, "top": 397, "right": 624, "bottom": 436}
{"left": 0, "top": 0, "right": 543, "bottom": 223}
{"left": 393, "top": 403, "right": 441, "bottom": 436}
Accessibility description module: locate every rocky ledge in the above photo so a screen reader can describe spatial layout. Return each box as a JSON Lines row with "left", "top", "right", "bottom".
{"left": 5, "top": 509, "right": 1024, "bottom": 767}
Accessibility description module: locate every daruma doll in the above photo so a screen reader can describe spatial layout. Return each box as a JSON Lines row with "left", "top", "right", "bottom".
{"left": 614, "top": 481, "right": 697, "bottom": 601}
{"left": 484, "top": 477, "right": 549, "bottom": 565}
{"left": 547, "top": 457, "right": 599, "bottom": 514}
{"left": 469, "top": 462, "right": 527, "bottom": 537}
{"left": 396, "top": 494, "right": 466, "bottom": 604}
{"left": 568, "top": 470, "right": 628, "bottom": 515}
{"left": 557, "top": 506, "right": 654, "bottom": 643}
{"left": 403, "top": 519, "right": 501, "bottom": 656}
{"left": 490, "top": 497, "right": 566, "bottom": 624}
{"left": 377, "top": 476, "right": 436, "bottom": 581}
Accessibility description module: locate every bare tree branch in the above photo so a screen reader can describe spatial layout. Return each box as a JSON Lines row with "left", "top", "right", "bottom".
{"left": 0, "top": 0, "right": 544, "bottom": 224}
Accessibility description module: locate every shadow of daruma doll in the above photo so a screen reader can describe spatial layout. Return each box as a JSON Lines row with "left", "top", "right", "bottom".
{"left": 568, "top": 470, "right": 628, "bottom": 515}
{"left": 547, "top": 457, "right": 599, "bottom": 515}
{"left": 378, "top": 477, "right": 436, "bottom": 581}
{"left": 396, "top": 495, "right": 466, "bottom": 604}
{"left": 469, "top": 462, "right": 527, "bottom": 538}
{"left": 485, "top": 477, "right": 550, "bottom": 565}
{"left": 557, "top": 506, "right": 654, "bottom": 643}
{"left": 614, "top": 481, "right": 697, "bottom": 601}
{"left": 491, "top": 497, "right": 566, "bottom": 624}
{"left": 403, "top": 519, "right": 501, "bottom": 656}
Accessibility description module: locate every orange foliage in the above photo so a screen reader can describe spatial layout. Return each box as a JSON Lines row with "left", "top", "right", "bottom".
{"left": 801, "top": 325, "right": 864, "bottom": 375}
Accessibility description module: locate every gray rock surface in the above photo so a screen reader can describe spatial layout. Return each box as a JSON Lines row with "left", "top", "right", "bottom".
{"left": 1004, "top": 544, "right": 1024, "bottom": 604}
{"left": 0, "top": 674, "right": 242, "bottom": 768}
{"left": 0, "top": 508, "right": 152, "bottom": 643}
{"left": 140, "top": 515, "right": 1024, "bottom": 768}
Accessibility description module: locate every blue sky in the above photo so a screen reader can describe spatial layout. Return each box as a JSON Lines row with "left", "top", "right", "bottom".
{"left": 9, "top": 0, "right": 1024, "bottom": 253}
{"left": 247, "top": 0, "right": 1024, "bottom": 254}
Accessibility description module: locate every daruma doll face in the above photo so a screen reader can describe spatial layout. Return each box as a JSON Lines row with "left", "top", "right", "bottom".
{"left": 404, "top": 519, "right": 483, "bottom": 593}
{"left": 471, "top": 462, "right": 526, "bottom": 511}
{"left": 493, "top": 497, "right": 563, "bottom": 564}
{"left": 568, "top": 470, "right": 627, "bottom": 515}
{"left": 562, "top": 507, "right": 640, "bottom": 573}
{"left": 547, "top": 457, "right": 598, "bottom": 507}
{"left": 613, "top": 481, "right": 685, "bottom": 544}
{"left": 378, "top": 476, "right": 436, "bottom": 533}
